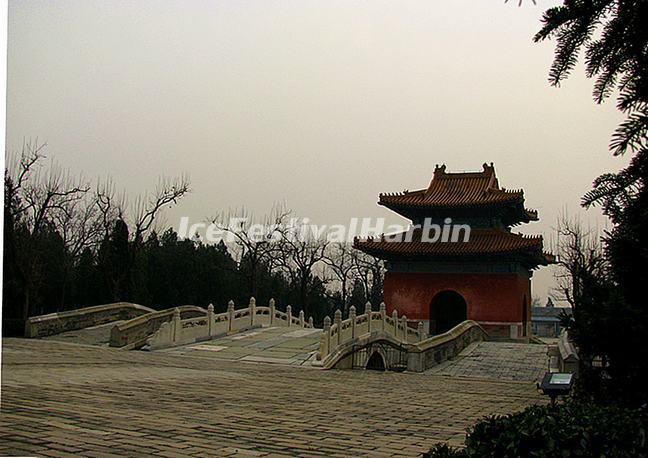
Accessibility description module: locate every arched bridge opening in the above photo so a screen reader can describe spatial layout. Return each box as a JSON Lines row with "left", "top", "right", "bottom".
{"left": 366, "top": 351, "right": 386, "bottom": 371}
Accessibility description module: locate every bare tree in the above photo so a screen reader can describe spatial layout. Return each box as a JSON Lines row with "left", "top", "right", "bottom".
{"left": 95, "top": 177, "right": 126, "bottom": 240}
{"left": 323, "top": 242, "right": 358, "bottom": 313}
{"left": 97, "top": 175, "right": 191, "bottom": 301}
{"left": 274, "top": 220, "right": 330, "bottom": 315}
{"left": 210, "top": 204, "right": 290, "bottom": 296}
{"left": 131, "top": 175, "right": 190, "bottom": 243}
{"left": 5, "top": 141, "right": 47, "bottom": 220}
{"left": 353, "top": 251, "right": 385, "bottom": 306}
{"left": 552, "top": 215, "right": 607, "bottom": 307}
{"left": 52, "top": 187, "right": 105, "bottom": 308}
{"left": 6, "top": 141, "right": 91, "bottom": 318}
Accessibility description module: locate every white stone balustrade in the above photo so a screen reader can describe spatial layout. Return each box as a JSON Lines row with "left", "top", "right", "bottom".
{"left": 318, "top": 302, "right": 426, "bottom": 361}
{"left": 148, "top": 297, "right": 313, "bottom": 350}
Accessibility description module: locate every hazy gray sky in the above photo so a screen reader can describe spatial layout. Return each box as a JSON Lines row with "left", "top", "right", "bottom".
{"left": 6, "top": 0, "right": 626, "bottom": 301}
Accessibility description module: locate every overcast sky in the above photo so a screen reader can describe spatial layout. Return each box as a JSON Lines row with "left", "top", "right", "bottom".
{"left": 6, "top": 0, "right": 626, "bottom": 302}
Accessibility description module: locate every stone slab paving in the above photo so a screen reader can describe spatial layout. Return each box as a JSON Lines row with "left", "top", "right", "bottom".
{"left": 161, "top": 327, "right": 322, "bottom": 367}
{"left": 1, "top": 338, "right": 545, "bottom": 457}
{"left": 425, "top": 341, "right": 549, "bottom": 382}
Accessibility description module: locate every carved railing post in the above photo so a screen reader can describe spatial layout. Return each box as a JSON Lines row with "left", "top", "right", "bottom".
{"left": 286, "top": 305, "right": 292, "bottom": 327}
{"left": 172, "top": 307, "right": 181, "bottom": 344}
{"left": 417, "top": 321, "right": 425, "bottom": 342}
{"left": 401, "top": 315, "right": 408, "bottom": 340}
{"left": 155, "top": 321, "right": 170, "bottom": 348}
{"left": 299, "top": 310, "right": 305, "bottom": 328}
{"left": 365, "top": 301, "right": 372, "bottom": 333}
{"left": 228, "top": 300, "right": 235, "bottom": 331}
{"left": 249, "top": 297, "right": 256, "bottom": 326}
{"left": 269, "top": 298, "right": 275, "bottom": 325}
{"left": 392, "top": 309, "right": 398, "bottom": 335}
{"left": 334, "top": 309, "right": 342, "bottom": 345}
{"left": 380, "top": 302, "right": 386, "bottom": 331}
{"left": 207, "top": 303, "right": 214, "bottom": 337}
{"left": 321, "top": 316, "right": 331, "bottom": 359}
{"left": 350, "top": 305, "right": 356, "bottom": 338}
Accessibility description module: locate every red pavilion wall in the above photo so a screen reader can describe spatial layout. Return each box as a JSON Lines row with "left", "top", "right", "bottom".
{"left": 383, "top": 271, "right": 531, "bottom": 337}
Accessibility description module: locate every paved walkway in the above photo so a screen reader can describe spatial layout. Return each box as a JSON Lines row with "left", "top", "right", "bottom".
{"left": 161, "top": 326, "right": 321, "bottom": 367}
{"left": 425, "top": 341, "right": 549, "bottom": 382}
{"left": 44, "top": 321, "right": 124, "bottom": 346}
{"left": 1, "top": 338, "right": 545, "bottom": 457}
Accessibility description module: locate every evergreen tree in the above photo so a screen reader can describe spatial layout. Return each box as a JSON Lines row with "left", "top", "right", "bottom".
{"left": 97, "top": 218, "right": 131, "bottom": 302}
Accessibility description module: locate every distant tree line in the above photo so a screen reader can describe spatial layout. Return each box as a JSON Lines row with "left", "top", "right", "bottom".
{"left": 3, "top": 143, "right": 383, "bottom": 335}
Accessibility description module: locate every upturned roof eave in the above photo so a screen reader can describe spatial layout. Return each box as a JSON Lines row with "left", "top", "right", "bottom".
{"left": 378, "top": 199, "right": 537, "bottom": 226}
{"left": 354, "top": 247, "right": 553, "bottom": 271}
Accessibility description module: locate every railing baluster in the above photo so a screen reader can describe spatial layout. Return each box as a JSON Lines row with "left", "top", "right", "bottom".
{"left": 321, "top": 316, "right": 331, "bottom": 359}
{"left": 207, "top": 303, "right": 214, "bottom": 337}
{"left": 334, "top": 309, "right": 342, "bottom": 346}
{"left": 228, "top": 300, "right": 235, "bottom": 331}
{"left": 172, "top": 307, "right": 181, "bottom": 344}
{"left": 249, "top": 297, "right": 256, "bottom": 326}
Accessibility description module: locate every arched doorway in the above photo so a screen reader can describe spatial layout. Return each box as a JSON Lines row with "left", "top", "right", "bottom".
{"left": 366, "top": 351, "right": 386, "bottom": 371}
{"left": 429, "top": 290, "right": 467, "bottom": 335}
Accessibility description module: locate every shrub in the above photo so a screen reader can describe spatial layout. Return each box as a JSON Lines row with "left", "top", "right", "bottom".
{"left": 424, "top": 443, "right": 465, "bottom": 458}
{"left": 425, "top": 400, "right": 648, "bottom": 457}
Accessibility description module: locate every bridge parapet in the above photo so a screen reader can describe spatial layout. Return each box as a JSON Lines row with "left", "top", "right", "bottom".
{"left": 407, "top": 320, "right": 488, "bottom": 372}
{"left": 557, "top": 330, "right": 579, "bottom": 374}
{"left": 318, "top": 302, "right": 426, "bottom": 362}
{"left": 110, "top": 305, "right": 207, "bottom": 348}
{"left": 319, "top": 318, "right": 487, "bottom": 372}
{"left": 25, "top": 302, "right": 155, "bottom": 338}
{"left": 147, "top": 297, "right": 313, "bottom": 350}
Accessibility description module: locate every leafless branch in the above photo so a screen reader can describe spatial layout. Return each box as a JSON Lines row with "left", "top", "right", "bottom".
{"left": 551, "top": 214, "right": 606, "bottom": 307}
{"left": 132, "top": 174, "right": 190, "bottom": 242}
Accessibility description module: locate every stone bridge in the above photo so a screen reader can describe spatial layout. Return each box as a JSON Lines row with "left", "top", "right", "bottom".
{"left": 147, "top": 298, "right": 313, "bottom": 350}
{"left": 27, "top": 298, "right": 313, "bottom": 351}
{"left": 316, "top": 303, "right": 488, "bottom": 372}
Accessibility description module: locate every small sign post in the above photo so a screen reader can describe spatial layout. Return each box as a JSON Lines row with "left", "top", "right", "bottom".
{"left": 539, "top": 372, "right": 574, "bottom": 404}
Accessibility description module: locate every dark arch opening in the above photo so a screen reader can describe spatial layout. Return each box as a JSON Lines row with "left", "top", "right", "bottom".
{"left": 366, "top": 351, "right": 386, "bottom": 371}
{"left": 429, "top": 290, "right": 467, "bottom": 335}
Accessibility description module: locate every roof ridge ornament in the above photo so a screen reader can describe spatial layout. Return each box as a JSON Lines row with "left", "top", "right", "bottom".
{"left": 482, "top": 162, "right": 494, "bottom": 172}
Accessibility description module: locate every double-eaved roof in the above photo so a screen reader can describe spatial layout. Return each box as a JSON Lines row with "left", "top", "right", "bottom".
{"left": 355, "top": 163, "right": 553, "bottom": 269}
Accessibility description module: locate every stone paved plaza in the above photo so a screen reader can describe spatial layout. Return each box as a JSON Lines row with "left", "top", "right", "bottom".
{"left": 1, "top": 338, "right": 546, "bottom": 457}
{"left": 425, "top": 341, "right": 549, "bottom": 381}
